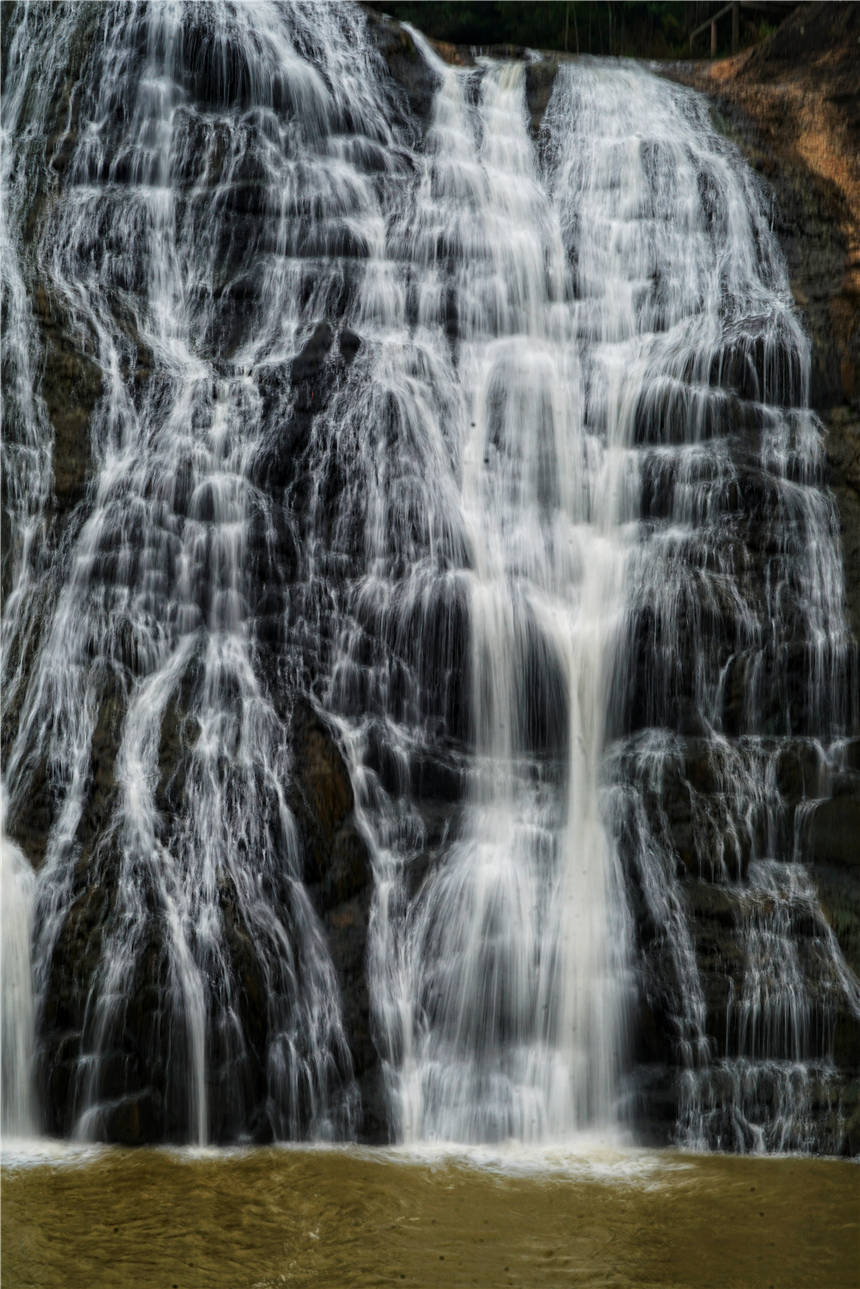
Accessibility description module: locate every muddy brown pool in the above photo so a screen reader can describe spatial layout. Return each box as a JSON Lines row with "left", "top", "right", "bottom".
{"left": 2, "top": 1144, "right": 858, "bottom": 1288}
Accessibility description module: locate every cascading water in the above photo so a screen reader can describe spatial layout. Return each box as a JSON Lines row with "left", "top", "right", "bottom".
{"left": 1, "top": 812, "right": 37, "bottom": 1138}
{"left": 1, "top": 0, "right": 857, "bottom": 1153}
{"left": 331, "top": 38, "right": 634, "bottom": 1143}
{"left": 1, "top": 0, "right": 397, "bottom": 1145}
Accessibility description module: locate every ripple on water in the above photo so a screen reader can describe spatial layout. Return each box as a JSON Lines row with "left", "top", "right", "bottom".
{"left": 3, "top": 1143, "right": 857, "bottom": 1289}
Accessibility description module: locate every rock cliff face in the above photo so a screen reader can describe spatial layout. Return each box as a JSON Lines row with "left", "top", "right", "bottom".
{"left": 666, "top": 1, "right": 859, "bottom": 637}
{"left": 2, "top": 0, "right": 858, "bottom": 1151}
{"left": 662, "top": 3, "right": 860, "bottom": 1147}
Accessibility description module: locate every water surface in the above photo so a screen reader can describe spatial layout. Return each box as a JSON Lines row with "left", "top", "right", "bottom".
{"left": 3, "top": 1144, "right": 857, "bottom": 1288}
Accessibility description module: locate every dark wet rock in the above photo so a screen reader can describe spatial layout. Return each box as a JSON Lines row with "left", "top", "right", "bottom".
{"left": 808, "top": 797, "right": 860, "bottom": 868}
{"left": 291, "top": 699, "right": 356, "bottom": 865}
{"left": 525, "top": 57, "right": 560, "bottom": 138}
{"left": 38, "top": 879, "right": 111, "bottom": 1135}
{"left": 3, "top": 754, "right": 53, "bottom": 873}
{"left": 841, "top": 1078, "right": 860, "bottom": 1154}
{"left": 255, "top": 320, "right": 363, "bottom": 500}
{"left": 411, "top": 752, "right": 464, "bottom": 805}
{"left": 99, "top": 1091, "right": 161, "bottom": 1147}
{"left": 355, "top": 1063, "right": 391, "bottom": 1144}
{"left": 364, "top": 7, "right": 442, "bottom": 129}
{"left": 826, "top": 406, "right": 860, "bottom": 643}
{"left": 36, "top": 305, "right": 102, "bottom": 514}
{"left": 627, "top": 1065, "right": 678, "bottom": 1148}
{"left": 833, "top": 1008, "right": 860, "bottom": 1070}
{"left": 288, "top": 697, "right": 381, "bottom": 1138}
{"left": 775, "top": 740, "right": 826, "bottom": 801}
{"left": 340, "top": 327, "right": 362, "bottom": 366}
{"left": 683, "top": 880, "right": 747, "bottom": 1039}
{"left": 292, "top": 322, "right": 335, "bottom": 385}
{"left": 685, "top": 880, "right": 738, "bottom": 930}
{"left": 663, "top": 783, "right": 696, "bottom": 873}
{"left": 630, "top": 997, "right": 675, "bottom": 1068}
{"left": 831, "top": 769, "right": 860, "bottom": 800}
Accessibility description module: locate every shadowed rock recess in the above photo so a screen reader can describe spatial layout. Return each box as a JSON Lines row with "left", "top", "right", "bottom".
{"left": 1, "top": 0, "right": 858, "bottom": 1151}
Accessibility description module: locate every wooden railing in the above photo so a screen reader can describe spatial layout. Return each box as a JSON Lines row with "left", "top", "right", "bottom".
{"left": 689, "top": 0, "right": 796, "bottom": 57}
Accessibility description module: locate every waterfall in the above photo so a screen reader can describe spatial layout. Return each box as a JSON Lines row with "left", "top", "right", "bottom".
{"left": 2, "top": 0, "right": 394, "bottom": 1145}
{"left": 337, "top": 39, "right": 633, "bottom": 1143}
{"left": 1, "top": 811, "right": 36, "bottom": 1137}
{"left": 2, "top": 0, "right": 857, "bottom": 1152}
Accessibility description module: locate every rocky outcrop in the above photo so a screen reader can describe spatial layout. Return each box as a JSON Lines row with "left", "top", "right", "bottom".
{"left": 649, "top": 9, "right": 860, "bottom": 1150}
{"left": 664, "top": 2, "right": 860, "bottom": 642}
{"left": 363, "top": 7, "right": 447, "bottom": 127}
{"left": 289, "top": 700, "right": 384, "bottom": 1139}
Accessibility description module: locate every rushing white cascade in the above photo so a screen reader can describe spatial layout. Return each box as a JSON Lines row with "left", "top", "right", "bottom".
{"left": 1, "top": 813, "right": 37, "bottom": 1138}
{"left": 342, "top": 41, "right": 633, "bottom": 1143}
{"left": 1, "top": 0, "right": 857, "bottom": 1151}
